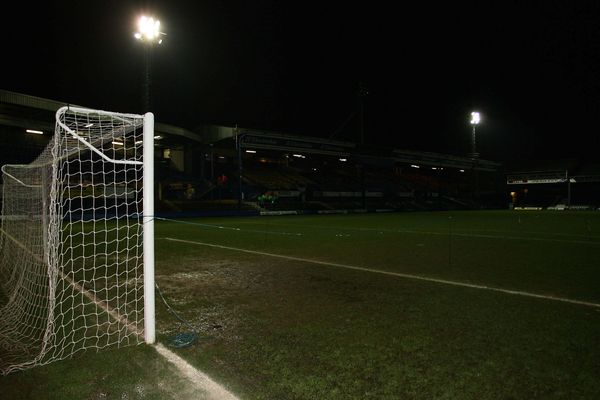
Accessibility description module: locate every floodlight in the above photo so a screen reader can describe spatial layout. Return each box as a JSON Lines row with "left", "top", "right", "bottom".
{"left": 470, "top": 111, "right": 481, "bottom": 125}
{"left": 134, "top": 14, "right": 165, "bottom": 113}
{"left": 135, "top": 16, "right": 163, "bottom": 43}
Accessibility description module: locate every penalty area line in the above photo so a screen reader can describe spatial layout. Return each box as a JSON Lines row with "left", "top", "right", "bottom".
{"left": 162, "top": 237, "right": 600, "bottom": 309}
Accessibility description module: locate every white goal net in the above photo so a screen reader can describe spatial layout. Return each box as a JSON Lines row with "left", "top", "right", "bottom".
{"left": 0, "top": 106, "right": 155, "bottom": 375}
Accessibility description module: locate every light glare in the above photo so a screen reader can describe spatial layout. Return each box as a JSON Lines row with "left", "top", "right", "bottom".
{"left": 135, "top": 15, "right": 162, "bottom": 42}
{"left": 470, "top": 111, "right": 481, "bottom": 125}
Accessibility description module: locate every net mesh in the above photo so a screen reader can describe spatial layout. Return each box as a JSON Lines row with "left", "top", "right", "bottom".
{"left": 0, "top": 107, "right": 148, "bottom": 374}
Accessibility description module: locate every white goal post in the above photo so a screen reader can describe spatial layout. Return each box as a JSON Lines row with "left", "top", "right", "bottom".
{"left": 0, "top": 106, "right": 155, "bottom": 374}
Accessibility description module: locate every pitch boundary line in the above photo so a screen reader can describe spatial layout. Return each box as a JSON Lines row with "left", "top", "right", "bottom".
{"left": 230, "top": 221, "right": 600, "bottom": 245}
{"left": 234, "top": 219, "right": 599, "bottom": 240}
{"left": 163, "top": 237, "right": 600, "bottom": 309}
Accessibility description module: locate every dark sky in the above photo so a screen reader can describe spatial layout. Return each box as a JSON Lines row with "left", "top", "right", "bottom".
{"left": 3, "top": 1, "right": 600, "bottom": 163}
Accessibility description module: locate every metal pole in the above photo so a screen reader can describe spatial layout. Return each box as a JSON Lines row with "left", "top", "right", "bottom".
{"left": 143, "top": 46, "right": 152, "bottom": 113}
{"left": 237, "top": 134, "right": 244, "bottom": 210}
{"left": 142, "top": 112, "right": 155, "bottom": 344}
{"left": 358, "top": 82, "right": 367, "bottom": 145}
{"left": 210, "top": 144, "right": 214, "bottom": 183}
{"left": 359, "top": 96, "right": 364, "bottom": 145}
{"left": 471, "top": 125, "right": 477, "bottom": 158}
{"left": 210, "top": 144, "right": 215, "bottom": 200}
{"left": 567, "top": 170, "right": 571, "bottom": 208}
{"left": 358, "top": 83, "right": 367, "bottom": 208}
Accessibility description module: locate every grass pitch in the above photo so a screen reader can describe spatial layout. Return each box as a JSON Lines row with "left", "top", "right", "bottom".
{"left": 1, "top": 210, "right": 599, "bottom": 399}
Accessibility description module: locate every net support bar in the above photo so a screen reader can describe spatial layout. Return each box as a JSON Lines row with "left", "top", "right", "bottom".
{"left": 143, "top": 112, "right": 155, "bottom": 344}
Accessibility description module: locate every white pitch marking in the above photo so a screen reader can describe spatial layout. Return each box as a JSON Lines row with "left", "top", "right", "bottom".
{"left": 0, "top": 228, "right": 237, "bottom": 399}
{"left": 245, "top": 221, "right": 600, "bottom": 245}
{"left": 154, "top": 343, "right": 240, "bottom": 400}
{"left": 163, "top": 237, "right": 600, "bottom": 309}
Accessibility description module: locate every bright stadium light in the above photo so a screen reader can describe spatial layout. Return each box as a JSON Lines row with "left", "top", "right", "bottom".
{"left": 469, "top": 111, "right": 481, "bottom": 159}
{"left": 26, "top": 129, "right": 44, "bottom": 135}
{"left": 135, "top": 16, "right": 163, "bottom": 43}
{"left": 134, "top": 15, "right": 165, "bottom": 113}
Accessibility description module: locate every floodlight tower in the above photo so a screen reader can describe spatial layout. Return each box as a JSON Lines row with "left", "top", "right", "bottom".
{"left": 134, "top": 16, "right": 165, "bottom": 112}
{"left": 469, "top": 111, "right": 481, "bottom": 159}
{"left": 469, "top": 111, "right": 482, "bottom": 201}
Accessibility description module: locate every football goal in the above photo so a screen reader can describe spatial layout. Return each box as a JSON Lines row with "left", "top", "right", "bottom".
{"left": 0, "top": 106, "right": 155, "bottom": 375}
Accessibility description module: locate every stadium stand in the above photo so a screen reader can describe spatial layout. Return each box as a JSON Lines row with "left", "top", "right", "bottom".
{"left": 506, "top": 158, "right": 600, "bottom": 210}
{"left": 1, "top": 89, "right": 511, "bottom": 216}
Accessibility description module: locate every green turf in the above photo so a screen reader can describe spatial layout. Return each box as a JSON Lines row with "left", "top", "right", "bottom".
{"left": 0, "top": 344, "right": 213, "bottom": 399}
{"left": 1, "top": 210, "right": 599, "bottom": 399}
{"left": 156, "top": 210, "right": 600, "bottom": 303}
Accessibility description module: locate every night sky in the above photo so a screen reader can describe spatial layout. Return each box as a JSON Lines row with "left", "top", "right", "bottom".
{"left": 3, "top": 1, "right": 600, "bottom": 164}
